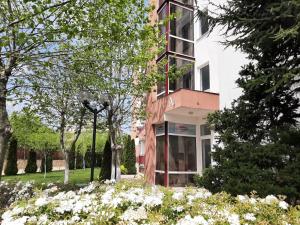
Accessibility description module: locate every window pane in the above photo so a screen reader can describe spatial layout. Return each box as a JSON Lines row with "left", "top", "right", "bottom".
{"left": 157, "top": 58, "right": 167, "bottom": 96}
{"left": 169, "top": 174, "right": 195, "bottom": 187}
{"left": 156, "top": 123, "right": 165, "bottom": 136}
{"left": 200, "top": 64, "right": 210, "bottom": 91}
{"left": 175, "top": 0, "right": 194, "bottom": 6}
{"left": 156, "top": 136, "right": 165, "bottom": 170}
{"left": 169, "top": 136, "right": 196, "bottom": 171}
{"left": 169, "top": 57, "right": 194, "bottom": 91}
{"left": 155, "top": 172, "right": 165, "bottom": 185}
{"left": 200, "top": 9, "right": 209, "bottom": 35}
{"left": 168, "top": 122, "right": 196, "bottom": 136}
{"left": 170, "top": 36, "right": 194, "bottom": 56}
{"left": 202, "top": 139, "right": 211, "bottom": 168}
{"left": 200, "top": 124, "right": 211, "bottom": 136}
{"left": 170, "top": 4, "right": 194, "bottom": 41}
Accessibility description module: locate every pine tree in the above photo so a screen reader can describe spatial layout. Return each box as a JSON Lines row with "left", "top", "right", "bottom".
{"left": 25, "top": 150, "right": 37, "bottom": 173}
{"left": 123, "top": 135, "right": 136, "bottom": 175}
{"left": 99, "top": 138, "right": 112, "bottom": 180}
{"left": 196, "top": 0, "right": 300, "bottom": 202}
{"left": 4, "top": 137, "right": 18, "bottom": 176}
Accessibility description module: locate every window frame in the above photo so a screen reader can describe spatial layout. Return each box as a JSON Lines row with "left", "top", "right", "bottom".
{"left": 199, "top": 63, "right": 210, "bottom": 92}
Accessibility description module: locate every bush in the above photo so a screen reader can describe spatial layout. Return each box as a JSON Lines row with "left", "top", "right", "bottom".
{"left": 122, "top": 135, "right": 136, "bottom": 174}
{"left": 196, "top": 127, "right": 300, "bottom": 204}
{"left": 40, "top": 152, "right": 53, "bottom": 173}
{"left": 69, "top": 148, "right": 75, "bottom": 170}
{"left": 4, "top": 137, "right": 18, "bottom": 176}
{"left": 84, "top": 150, "right": 91, "bottom": 168}
{"left": 25, "top": 150, "right": 37, "bottom": 173}
{"left": 99, "top": 137, "right": 111, "bottom": 180}
{"left": 75, "top": 152, "right": 83, "bottom": 169}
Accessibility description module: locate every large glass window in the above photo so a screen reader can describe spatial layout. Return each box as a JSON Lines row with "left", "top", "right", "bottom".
{"left": 169, "top": 174, "right": 194, "bottom": 187}
{"left": 175, "top": 0, "right": 193, "bottom": 6}
{"left": 199, "top": 8, "right": 209, "bottom": 37}
{"left": 170, "top": 3, "right": 194, "bottom": 41}
{"left": 169, "top": 136, "right": 196, "bottom": 171}
{"left": 200, "top": 64, "right": 210, "bottom": 91}
{"left": 156, "top": 136, "right": 165, "bottom": 171}
{"left": 170, "top": 36, "right": 194, "bottom": 56}
{"left": 169, "top": 56, "right": 194, "bottom": 91}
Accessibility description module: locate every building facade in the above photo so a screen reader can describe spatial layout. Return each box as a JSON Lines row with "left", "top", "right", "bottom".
{"left": 132, "top": 0, "right": 248, "bottom": 186}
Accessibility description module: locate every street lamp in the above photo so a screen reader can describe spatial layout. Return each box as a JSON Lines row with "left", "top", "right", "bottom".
{"left": 81, "top": 99, "right": 108, "bottom": 182}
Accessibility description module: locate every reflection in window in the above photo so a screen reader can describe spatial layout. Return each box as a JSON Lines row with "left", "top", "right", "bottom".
{"left": 156, "top": 136, "right": 165, "bottom": 171}
{"left": 155, "top": 172, "right": 165, "bottom": 185}
{"left": 170, "top": 3, "right": 194, "bottom": 41}
{"left": 169, "top": 57, "right": 194, "bottom": 91}
{"left": 202, "top": 139, "right": 211, "bottom": 168}
{"left": 169, "top": 136, "right": 196, "bottom": 172}
{"left": 169, "top": 174, "right": 194, "bottom": 187}
{"left": 200, "top": 64, "right": 210, "bottom": 91}
{"left": 199, "top": 8, "right": 209, "bottom": 36}
{"left": 200, "top": 124, "right": 211, "bottom": 136}
{"left": 170, "top": 36, "right": 194, "bottom": 57}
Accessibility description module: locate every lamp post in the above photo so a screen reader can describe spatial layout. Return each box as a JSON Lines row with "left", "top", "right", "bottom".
{"left": 82, "top": 99, "right": 108, "bottom": 182}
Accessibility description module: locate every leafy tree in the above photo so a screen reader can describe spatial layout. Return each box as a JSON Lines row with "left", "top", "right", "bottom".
{"left": 99, "top": 138, "right": 112, "bottom": 181}
{"left": 195, "top": 0, "right": 300, "bottom": 202}
{"left": 40, "top": 152, "right": 52, "bottom": 173}
{"left": 4, "top": 136, "right": 18, "bottom": 175}
{"left": 0, "top": 0, "right": 90, "bottom": 180}
{"left": 73, "top": 0, "right": 160, "bottom": 181}
{"left": 122, "top": 135, "right": 136, "bottom": 175}
{"left": 25, "top": 150, "right": 37, "bottom": 173}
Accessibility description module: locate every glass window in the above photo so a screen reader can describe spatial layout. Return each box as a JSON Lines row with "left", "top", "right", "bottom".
{"left": 175, "top": 0, "right": 194, "bottom": 6}
{"left": 199, "top": 8, "right": 209, "bottom": 36}
{"left": 156, "top": 136, "right": 165, "bottom": 171}
{"left": 168, "top": 122, "right": 196, "bottom": 136}
{"left": 200, "top": 124, "right": 211, "bottom": 136}
{"left": 156, "top": 123, "right": 165, "bottom": 136}
{"left": 169, "top": 174, "right": 195, "bottom": 187}
{"left": 170, "top": 3, "right": 194, "bottom": 41}
{"left": 169, "top": 136, "right": 196, "bottom": 171}
{"left": 155, "top": 172, "right": 165, "bottom": 185}
{"left": 140, "top": 141, "right": 145, "bottom": 156}
{"left": 170, "top": 36, "right": 194, "bottom": 57}
{"left": 200, "top": 64, "right": 210, "bottom": 91}
{"left": 157, "top": 58, "right": 167, "bottom": 96}
{"left": 202, "top": 139, "right": 211, "bottom": 168}
{"left": 169, "top": 56, "right": 194, "bottom": 91}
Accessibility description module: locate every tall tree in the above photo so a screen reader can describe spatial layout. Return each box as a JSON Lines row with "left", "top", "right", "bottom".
{"left": 4, "top": 136, "right": 18, "bottom": 175}
{"left": 195, "top": 0, "right": 300, "bottom": 201}
{"left": 0, "top": 0, "right": 90, "bottom": 180}
{"left": 73, "top": 0, "right": 160, "bottom": 181}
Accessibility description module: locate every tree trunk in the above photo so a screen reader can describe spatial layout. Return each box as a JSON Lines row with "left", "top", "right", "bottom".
{"left": 0, "top": 76, "right": 11, "bottom": 180}
{"left": 109, "top": 114, "right": 121, "bottom": 181}
{"left": 44, "top": 151, "right": 47, "bottom": 179}
{"left": 64, "top": 150, "right": 70, "bottom": 184}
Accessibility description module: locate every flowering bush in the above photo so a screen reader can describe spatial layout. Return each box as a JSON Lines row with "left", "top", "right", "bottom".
{"left": 1, "top": 179, "right": 299, "bottom": 225}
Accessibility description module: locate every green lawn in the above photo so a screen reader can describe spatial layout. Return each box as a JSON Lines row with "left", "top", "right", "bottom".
{"left": 2, "top": 168, "right": 101, "bottom": 185}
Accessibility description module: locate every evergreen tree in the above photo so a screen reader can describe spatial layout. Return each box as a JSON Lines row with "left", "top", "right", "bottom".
{"left": 4, "top": 137, "right": 18, "bottom": 176}
{"left": 123, "top": 135, "right": 136, "bottom": 175}
{"left": 25, "top": 150, "right": 37, "bottom": 173}
{"left": 40, "top": 152, "right": 53, "bottom": 173}
{"left": 99, "top": 138, "right": 112, "bottom": 180}
{"left": 69, "top": 146, "right": 76, "bottom": 170}
{"left": 196, "top": 0, "right": 300, "bottom": 202}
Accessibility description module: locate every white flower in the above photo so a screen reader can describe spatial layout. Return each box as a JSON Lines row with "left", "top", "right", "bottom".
{"left": 120, "top": 206, "right": 147, "bottom": 222}
{"left": 237, "top": 195, "right": 248, "bottom": 202}
{"left": 37, "top": 214, "right": 48, "bottom": 225}
{"left": 173, "top": 206, "right": 184, "bottom": 212}
{"left": 176, "top": 215, "right": 208, "bottom": 225}
{"left": 264, "top": 195, "right": 278, "bottom": 204}
{"left": 172, "top": 192, "right": 184, "bottom": 200}
{"left": 35, "top": 197, "right": 49, "bottom": 207}
{"left": 278, "top": 201, "right": 289, "bottom": 210}
{"left": 243, "top": 213, "right": 256, "bottom": 221}
{"left": 227, "top": 213, "right": 240, "bottom": 225}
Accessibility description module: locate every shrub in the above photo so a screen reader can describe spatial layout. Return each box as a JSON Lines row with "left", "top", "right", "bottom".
{"left": 120, "top": 164, "right": 128, "bottom": 174}
{"left": 40, "top": 152, "right": 53, "bottom": 173}
{"left": 99, "top": 137, "right": 111, "bottom": 180}
{"left": 25, "top": 150, "right": 37, "bottom": 173}
{"left": 69, "top": 148, "right": 75, "bottom": 170}
{"left": 122, "top": 135, "right": 136, "bottom": 174}
{"left": 4, "top": 137, "right": 18, "bottom": 176}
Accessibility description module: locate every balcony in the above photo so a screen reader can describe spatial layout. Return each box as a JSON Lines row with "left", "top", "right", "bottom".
{"left": 149, "top": 89, "right": 219, "bottom": 124}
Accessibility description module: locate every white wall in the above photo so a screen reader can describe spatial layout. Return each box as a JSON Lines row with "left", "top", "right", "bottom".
{"left": 194, "top": 0, "right": 248, "bottom": 109}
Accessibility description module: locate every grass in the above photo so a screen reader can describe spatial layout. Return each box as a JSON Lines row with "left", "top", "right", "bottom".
{"left": 2, "top": 168, "right": 101, "bottom": 185}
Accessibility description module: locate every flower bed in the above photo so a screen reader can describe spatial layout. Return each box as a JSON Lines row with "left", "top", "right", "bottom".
{"left": 1, "top": 180, "right": 299, "bottom": 225}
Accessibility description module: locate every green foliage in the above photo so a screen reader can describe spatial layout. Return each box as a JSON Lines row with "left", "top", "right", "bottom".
{"left": 4, "top": 137, "right": 18, "bottom": 176}
{"left": 25, "top": 150, "right": 37, "bottom": 173}
{"left": 195, "top": 0, "right": 300, "bottom": 203}
{"left": 122, "top": 135, "right": 136, "bottom": 175}
{"left": 40, "top": 152, "right": 53, "bottom": 173}
{"left": 120, "top": 165, "right": 128, "bottom": 175}
{"left": 99, "top": 138, "right": 112, "bottom": 180}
